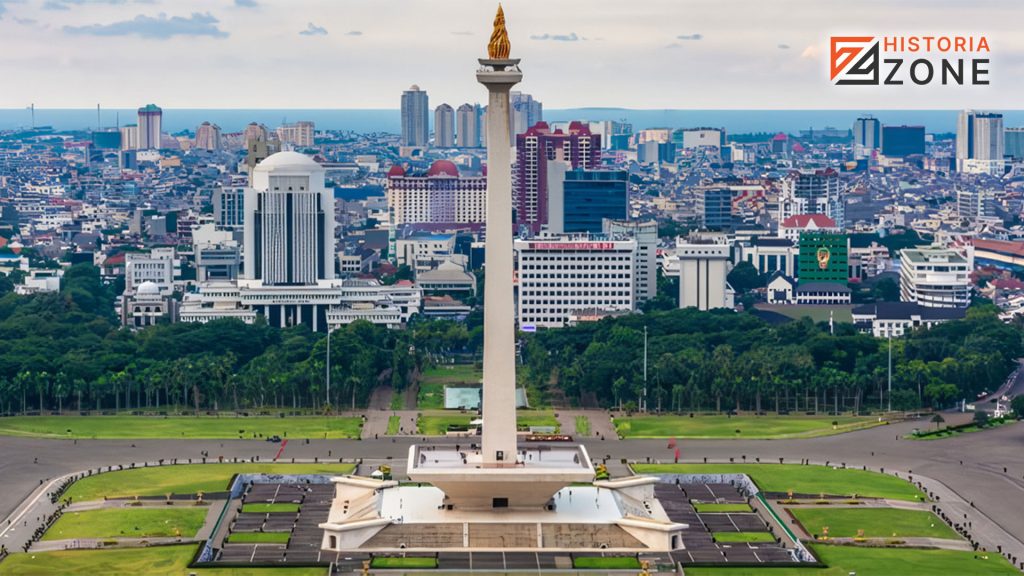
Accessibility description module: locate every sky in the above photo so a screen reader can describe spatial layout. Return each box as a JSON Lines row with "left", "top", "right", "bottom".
{"left": 0, "top": 0, "right": 1022, "bottom": 110}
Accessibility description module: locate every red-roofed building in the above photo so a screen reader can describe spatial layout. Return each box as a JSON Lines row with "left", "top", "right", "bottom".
{"left": 779, "top": 213, "right": 839, "bottom": 243}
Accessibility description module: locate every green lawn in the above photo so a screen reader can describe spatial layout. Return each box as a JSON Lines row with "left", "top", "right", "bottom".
{"left": 712, "top": 532, "right": 776, "bottom": 543}
{"left": 63, "top": 463, "right": 355, "bottom": 502}
{"left": 517, "top": 410, "right": 560, "bottom": 431}
{"left": 572, "top": 556, "right": 641, "bottom": 569}
{"left": 910, "top": 418, "right": 1017, "bottom": 440}
{"left": 632, "top": 464, "right": 926, "bottom": 502}
{"left": 416, "top": 364, "right": 481, "bottom": 410}
{"left": 693, "top": 503, "right": 753, "bottom": 513}
{"left": 0, "top": 416, "right": 362, "bottom": 439}
{"left": 0, "top": 544, "right": 327, "bottom": 575}
{"left": 386, "top": 415, "right": 401, "bottom": 435}
{"left": 685, "top": 544, "right": 1018, "bottom": 576}
{"left": 755, "top": 304, "right": 853, "bottom": 323}
{"left": 226, "top": 532, "right": 291, "bottom": 544}
{"left": 790, "top": 507, "right": 959, "bottom": 540}
{"left": 240, "top": 503, "right": 300, "bottom": 514}
{"left": 370, "top": 556, "right": 438, "bottom": 569}
{"left": 42, "top": 508, "right": 207, "bottom": 540}
{"left": 615, "top": 415, "right": 882, "bottom": 439}
{"left": 390, "top": 388, "right": 406, "bottom": 411}
{"left": 575, "top": 415, "right": 591, "bottom": 436}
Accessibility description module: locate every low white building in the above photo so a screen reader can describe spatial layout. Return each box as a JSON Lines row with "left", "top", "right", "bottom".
{"left": 125, "top": 247, "right": 180, "bottom": 296}
{"left": 899, "top": 246, "right": 971, "bottom": 308}
{"left": 735, "top": 237, "right": 798, "bottom": 277}
{"left": 852, "top": 302, "right": 966, "bottom": 338}
{"left": 514, "top": 235, "right": 636, "bottom": 329}
{"left": 15, "top": 269, "right": 62, "bottom": 295}
{"left": 674, "top": 232, "right": 734, "bottom": 311}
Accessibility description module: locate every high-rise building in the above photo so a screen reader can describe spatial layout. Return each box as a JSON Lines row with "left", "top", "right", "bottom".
{"left": 385, "top": 161, "right": 486, "bottom": 228}
{"left": 514, "top": 121, "right": 601, "bottom": 235}
{"left": 697, "top": 188, "right": 733, "bottom": 230}
{"left": 434, "top": 103, "right": 455, "bottom": 148}
{"left": 92, "top": 129, "right": 121, "bottom": 150}
{"left": 276, "top": 121, "right": 315, "bottom": 147}
{"left": 547, "top": 168, "right": 628, "bottom": 234}
{"left": 243, "top": 122, "right": 271, "bottom": 149}
{"left": 213, "top": 186, "right": 246, "bottom": 229}
{"left": 244, "top": 151, "right": 335, "bottom": 286}
{"left": 956, "top": 188, "right": 997, "bottom": 221}
{"left": 603, "top": 219, "right": 658, "bottom": 302}
{"left": 675, "top": 232, "right": 734, "bottom": 311}
{"left": 797, "top": 232, "right": 849, "bottom": 283}
{"left": 1005, "top": 127, "right": 1024, "bottom": 161}
{"left": 510, "top": 91, "right": 542, "bottom": 139}
{"left": 777, "top": 169, "right": 846, "bottom": 230}
{"left": 881, "top": 125, "right": 925, "bottom": 158}
{"left": 456, "top": 103, "right": 480, "bottom": 148}
{"left": 674, "top": 127, "right": 726, "bottom": 150}
{"left": 400, "top": 85, "right": 429, "bottom": 147}
{"left": 900, "top": 246, "right": 971, "bottom": 308}
{"left": 957, "top": 110, "right": 1005, "bottom": 173}
{"left": 137, "top": 104, "right": 162, "bottom": 150}
{"left": 119, "top": 125, "right": 137, "bottom": 151}
{"left": 853, "top": 116, "right": 881, "bottom": 158}
{"left": 194, "top": 121, "right": 222, "bottom": 151}
{"left": 514, "top": 235, "right": 636, "bottom": 328}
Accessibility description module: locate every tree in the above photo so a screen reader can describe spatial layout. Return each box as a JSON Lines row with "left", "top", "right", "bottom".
{"left": 726, "top": 261, "right": 763, "bottom": 294}
{"left": 973, "top": 410, "right": 990, "bottom": 427}
{"left": 1011, "top": 395, "right": 1024, "bottom": 420}
{"left": 930, "top": 413, "right": 945, "bottom": 430}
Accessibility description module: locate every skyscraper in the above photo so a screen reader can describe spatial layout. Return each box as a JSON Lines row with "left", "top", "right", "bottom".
{"left": 137, "top": 104, "right": 162, "bottom": 150}
{"left": 1007, "top": 127, "right": 1024, "bottom": 161}
{"left": 514, "top": 121, "right": 601, "bottom": 235}
{"left": 276, "top": 121, "right": 315, "bottom": 147}
{"left": 434, "top": 103, "right": 455, "bottom": 148}
{"left": 456, "top": 103, "right": 480, "bottom": 148}
{"left": 510, "top": 91, "right": 542, "bottom": 139}
{"left": 853, "top": 116, "right": 880, "bottom": 158}
{"left": 243, "top": 151, "right": 335, "bottom": 287}
{"left": 243, "top": 122, "right": 271, "bottom": 149}
{"left": 400, "top": 85, "right": 429, "bottom": 147}
{"left": 194, "top": 121, "right": 222, "bottom": 151}
{"left": 777, "top": 169, "right": 846, "bottom": 230}
{"left": 957, "top": 110, "right": 1005, "bottom": 173}
{"left": 548, "top": 168, "right": 628, "bottom": 234}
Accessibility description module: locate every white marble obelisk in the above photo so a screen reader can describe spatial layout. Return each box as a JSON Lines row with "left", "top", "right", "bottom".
{"left": 477, "top": 5, "right": 521, "bottom": 466}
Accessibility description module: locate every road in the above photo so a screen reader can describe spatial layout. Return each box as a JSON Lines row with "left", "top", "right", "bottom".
{"left": 2, "top": 416, "right": 1024, "bottom": 568}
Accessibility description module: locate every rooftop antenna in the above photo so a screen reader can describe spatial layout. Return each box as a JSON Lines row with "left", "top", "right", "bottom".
{"left": 30, "top": 103, "right": 35, "bottom": 129}
{"left": 97, "top": 103, "right": 101, "bottom": 130}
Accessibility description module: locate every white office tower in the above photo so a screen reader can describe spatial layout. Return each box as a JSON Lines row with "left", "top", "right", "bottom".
{"left": 957, "top": 110, "right": 1005, "bottom": 175}
{"left": 853, "top": 116, "right": 880, "bottom": 158}
{"left": 603, "top": 219, "right": 658, "bottom": 302}
{"left": 777, "top": 169, "right": 846, "bottom": 230}
{"left": 514, "top": 236, "right": 637, "bottom": 329}
{"left": 136, "top": 104, "right": 162, "bottom": 150}
{"left": 434, "top": 103, "right": 455, "bottom": 148}
{"left": 400, "top": 85, "right": 430, "bottom": 147}
{"left": 676, "top": 232, "right": 734, "bottom": 311}
{"left": 244, "top": 151, "right": 334, "bottom": 286}
{"left": 899, "top": 246, "right": 971, "bottom": 308}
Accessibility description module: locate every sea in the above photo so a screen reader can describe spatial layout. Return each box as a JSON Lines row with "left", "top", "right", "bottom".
{"left": 2, "top": 108, "right": 1024, "bottom": 135}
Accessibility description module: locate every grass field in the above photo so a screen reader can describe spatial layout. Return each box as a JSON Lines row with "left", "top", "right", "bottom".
{"left": 575, "top": 415, "right": 591, "bottom": 436}
{"left": 416, "top": 364, "right": 481, "bottom": 410}
{"left": 632, "top": 464, "right": 926, "bottom": 501}
{"left": 0, "top": 416, "right": 362, "bottom": 440}
{"left": 790, "top": 508, "right": 959, "bottom": 540}
{"left": 693, "top": 503, "right": 753, "bottom": 513}
{"left": 572, "top": 556, "right": 641, "bottom": 569}
{"left": 42, "top": 508, "right": 207, "bottom": 541}
{"left": 712, "top": 532, "right": 776, "bottom": 543}
{"left": 370, "top": 556, "right": 438, "bottom": 569}
{"left": 615, "top": 415, "right": 882, "bottom": 439}
{"left": 240, "top": 503, "right": 300, "bottom": 514}
{"left": 910, "top": 418, "right": 1018, "bottom": 440}
{"left": 386, "top": 415, "right": 401, "bottom": 435}
{"left": 63, "top": 463, "right": 355, "bottom": 502}
{"left": 226, "top": 532, "right": 291, "bottom": 544}
{"left": 416, "top": 411, "right": 560, "bottom": 436}
{"left": 0, "top": 544, "right": 327, "bottom": 575}
{"left": 684, "top": 544, "right": 1018, "bottom": 576}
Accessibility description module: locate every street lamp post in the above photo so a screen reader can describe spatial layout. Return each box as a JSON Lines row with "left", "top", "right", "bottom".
{"left": 887, "top": 335, "right": 892, "bottom": 413}
{"left": 326, "top": 328, "right": 331, "bottom": 411}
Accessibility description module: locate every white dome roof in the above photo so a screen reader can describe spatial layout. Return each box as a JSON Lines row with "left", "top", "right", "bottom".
{"left": 255, "top": 151, "right": 322, "bottom": 173}
{"left": 137, "top": 281, "right": 160, "bottom": 295}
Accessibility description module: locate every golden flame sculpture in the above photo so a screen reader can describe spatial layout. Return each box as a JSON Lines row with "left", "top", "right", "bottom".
{"left": 488, "top": 4, "right": 511, "bottom": 59}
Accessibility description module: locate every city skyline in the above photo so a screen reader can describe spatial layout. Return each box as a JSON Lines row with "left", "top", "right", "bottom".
{"left": 0, "top": 0, "right": 1022, "bottom": 110}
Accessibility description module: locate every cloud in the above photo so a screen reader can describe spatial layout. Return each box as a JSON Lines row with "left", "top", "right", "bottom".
{"left": 801, "top": 44, "right": 820, "bottom": 60}
{"left": 450, "top": 30, "right": 473, "bottom": 36}
{"left": 63, "top": 12, "right": 228, "bottom": 39}
{"left": 43, "top": 0, "right": 149, "bottom": 9}
{"left": 530, "top": 32, "right": 579, "bottom": 42}
{"left": 676, "top": 33, "right": 703, "bottom": 41}
{"left": 234, "top": 0, "right": 258, "bottom": 6}
{"left": 345, "top": 30, "right": 362, "bottom": 36}
{"left": 299, "top": 22, "right": 327, "bottom": 36}
{"left": 778, "top": 43, "right": 790, "bottom": 50}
